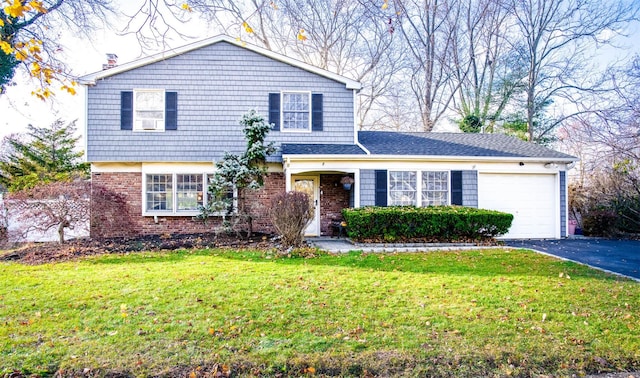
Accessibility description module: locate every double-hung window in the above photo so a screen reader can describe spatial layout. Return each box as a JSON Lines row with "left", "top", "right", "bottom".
{"left": 146, "top": 174, "right": 173, "bottom": 211}
{"left": 282, "top": 92, "right": 311, "bottom": 131}
{"left": 388, "top": 171, "right": 450, "bottom": 206}
{"left": 422, "top": 171, "right": 449, "bottom": 206}
{"left": 176, "top": 174, "right": 204, "bottom": 211}
{"left": 144, "top": 173, "right": 235, "bottom": 215}
{"left": 389, "top": 171, "right": 417, "bottom": 206}
{"left": 134, "top": 89, "right": 165, "bottom": 131}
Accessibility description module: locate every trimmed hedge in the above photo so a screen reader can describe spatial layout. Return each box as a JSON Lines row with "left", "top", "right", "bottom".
{"left": 342, "top": 206, "right": 514, "bottom": 242}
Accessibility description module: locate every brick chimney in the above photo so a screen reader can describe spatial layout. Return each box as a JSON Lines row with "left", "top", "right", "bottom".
{"left": 102, "top": 53, "right": 118, "bottom": 70}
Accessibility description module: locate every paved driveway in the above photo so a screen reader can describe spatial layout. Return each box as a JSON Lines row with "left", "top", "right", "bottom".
{"left": 505, "top": 238, "right": 640, "bottom": 280}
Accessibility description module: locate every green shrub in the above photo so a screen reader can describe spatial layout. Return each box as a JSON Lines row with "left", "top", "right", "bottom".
{"left": 582, "top": 209, "right": 618, "bottom": 237}
{"left": 342, "top": 206, "right": 513, "bottom": 242}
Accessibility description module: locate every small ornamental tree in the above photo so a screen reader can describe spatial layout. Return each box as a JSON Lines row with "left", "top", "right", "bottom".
{"left": 0, "top": 119, "right": 89, "bottom": 192}
{"left": 8, "top": 180, "right": 90, "bottom": 243}
{"left": 199, "top": 110, "right": 275, "bottom": 236}
{"left": 270, "top": 191, "right": 312, "bottom": 249}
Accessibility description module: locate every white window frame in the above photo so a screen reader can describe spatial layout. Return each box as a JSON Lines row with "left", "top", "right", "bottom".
{"left": 280, "top": 91, "right": 312, "bottom": 133}
{"left": 176, "top": 174, "right": 204, "bottom": 212}
{"left": 133, "top": 89, "right": 165, "bottom": 132}
{"left": 388, "top": 170, "right": 452, "bottom": 207}
{"left": 388, "top": 171, "right": 417, "bottom": 206}
{"left": 421, "top": 171, "right": 450, "bottom": 206}
{"left": 142, "top": 173, "right": 237, "bottom": 216}
{"left": 145, "top": 174, "right": 174, "bottom": 212}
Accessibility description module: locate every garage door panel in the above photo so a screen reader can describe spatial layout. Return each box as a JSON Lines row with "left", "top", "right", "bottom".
{"left": 478, "top": 174, "right": 556, "bottom": 239}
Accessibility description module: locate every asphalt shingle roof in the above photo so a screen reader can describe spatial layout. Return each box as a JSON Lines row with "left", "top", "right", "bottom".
{"left": 358, "top": 131, "right": 576, "bottom": 159}
{"left": 281, "top": 143, "right": 368, "bottom": 155}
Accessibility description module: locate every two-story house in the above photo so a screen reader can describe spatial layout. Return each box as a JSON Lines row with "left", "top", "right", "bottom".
{"left": 80, "top": 35, "right": 576, "bottom": 240}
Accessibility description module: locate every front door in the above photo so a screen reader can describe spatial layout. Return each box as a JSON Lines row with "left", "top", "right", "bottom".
{"left": 292, "top": 176, "right": 320, "bottom": 236}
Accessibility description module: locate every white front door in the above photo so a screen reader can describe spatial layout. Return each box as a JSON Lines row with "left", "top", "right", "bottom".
{"left": 292, "top": 176, "right": 320, "bottom": 236}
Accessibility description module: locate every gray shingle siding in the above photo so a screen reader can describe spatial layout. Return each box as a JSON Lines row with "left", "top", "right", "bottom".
{"left": 359, "top": 170, "right": 376, "bottom": 206}
{"left": 461, "top": 170, "right": 478, "bottom": 207}
{"left": 86, "top": 41, "right": 355, "bottom": 162}
{"left": 560, "top": 171, "right": 566, "bottom": 236}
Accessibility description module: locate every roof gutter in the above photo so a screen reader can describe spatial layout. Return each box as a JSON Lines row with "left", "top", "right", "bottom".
{"left": 282, "top": 154, "right": 578, "bottom": 164}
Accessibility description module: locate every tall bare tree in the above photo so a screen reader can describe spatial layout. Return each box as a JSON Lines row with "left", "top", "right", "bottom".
{"left": 509, "top": 0, "right": 639, "bottom": 142}
{"left": 451, "top": 0, "right": 527, "bottom": 133}
{"left": 387, "top": 0, "right": 462, "bottom": 132}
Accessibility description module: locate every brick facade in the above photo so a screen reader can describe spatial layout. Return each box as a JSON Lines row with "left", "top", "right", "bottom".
{"left": 91, "top": 171, "right": 350, "bottom": 238}
{"left": 90, "top": 172, "right": 286, "bottom": 238}
{"left": 319, "top": 174, "right": 351, "bottom": 236}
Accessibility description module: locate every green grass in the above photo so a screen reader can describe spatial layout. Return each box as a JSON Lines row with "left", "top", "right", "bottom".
{"left": 1, "top": 248, "right": 639, "bottom": 377}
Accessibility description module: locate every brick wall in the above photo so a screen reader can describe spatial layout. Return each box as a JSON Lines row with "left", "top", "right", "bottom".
{"left": 319, "top": 174, "right": 351, "bottom": 236}
{"left": 91, "top": 172, "right": 285, "bottom": 238}
{"left": 242, "top": 172, "right": 285, "bottom": 234}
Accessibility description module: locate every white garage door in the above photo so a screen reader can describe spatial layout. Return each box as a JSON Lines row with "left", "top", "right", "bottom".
{"left": 478, "top": 173, "right": 557, "bottom": 239}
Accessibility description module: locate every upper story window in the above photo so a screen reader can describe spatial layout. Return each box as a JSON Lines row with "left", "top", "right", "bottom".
{"left": 282, "top": 92, "right": 311, "bottom": 131}
{"left": 121, "top": 90, "right": 178, "bottom": 131}
{"left": 134, "top": 90, "right": 165, "bottom": 131}
{"left": 269, "top": 92, "right": 323, "bottom": 132}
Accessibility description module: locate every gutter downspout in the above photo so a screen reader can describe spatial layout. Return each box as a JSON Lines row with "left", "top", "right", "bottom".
{"left": 353, "top": 89, "right": 370, "bottom": 155}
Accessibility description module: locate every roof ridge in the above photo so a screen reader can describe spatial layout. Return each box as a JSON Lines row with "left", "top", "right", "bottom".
{"left": 79, "top": 34, "right": 361, "bottom": 90}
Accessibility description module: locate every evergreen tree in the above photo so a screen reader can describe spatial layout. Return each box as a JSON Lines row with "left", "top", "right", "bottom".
{"left": 0, "top": 119, "right": 89, "bottom": 192}
{"left": 199, "top": 110, "right": 275, "bottom": 236}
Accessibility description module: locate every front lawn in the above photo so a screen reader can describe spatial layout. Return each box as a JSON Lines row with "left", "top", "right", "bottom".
{"left": 1, "top": 248, "right": 638, "bottom": 377}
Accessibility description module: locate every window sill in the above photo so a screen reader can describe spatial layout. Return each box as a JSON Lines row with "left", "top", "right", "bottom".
{"left": 143, "top": 211, "right": 199, "bottom": 217}
{"left": 280, "top": 128, "right": 312, "bottom": 133}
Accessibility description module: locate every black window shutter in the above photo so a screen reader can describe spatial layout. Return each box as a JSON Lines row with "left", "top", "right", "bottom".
{"left": 120, "top": 91, "right": 133, "bottom": 130}
{"left": 375, "top": 170, "right": 388, "bottom": 207}
{"left": 269, "top": 93, "right": 280, "bottom": 131}
{"left": 165, "top": 92, "right": 178, "bottom": 130}
{"left": 311, "top": 93, "right": 323, "bottom": 131}
{"left": 451, "top": 170, "right": 463, "bottom": 205}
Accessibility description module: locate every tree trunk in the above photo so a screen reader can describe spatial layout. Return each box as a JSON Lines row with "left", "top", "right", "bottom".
{"left": 57, "top": 221, "right": 67, "bottom": 244}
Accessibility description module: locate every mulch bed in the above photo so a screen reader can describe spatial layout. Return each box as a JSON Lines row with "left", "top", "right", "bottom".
{"left": 0, "top": 232, "right": 276, "bottom": 265}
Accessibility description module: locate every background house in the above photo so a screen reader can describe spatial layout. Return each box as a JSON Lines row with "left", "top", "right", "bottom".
{"left": 81, "top": 35, "right": 576, "bottom": 240}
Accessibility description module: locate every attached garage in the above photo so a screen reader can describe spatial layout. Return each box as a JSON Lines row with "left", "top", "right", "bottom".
{"left": 478, "top": 173, "right": 558, "bottom": 239}
{"left": 286, "top": 132, "right": 575, "bottom": 239}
